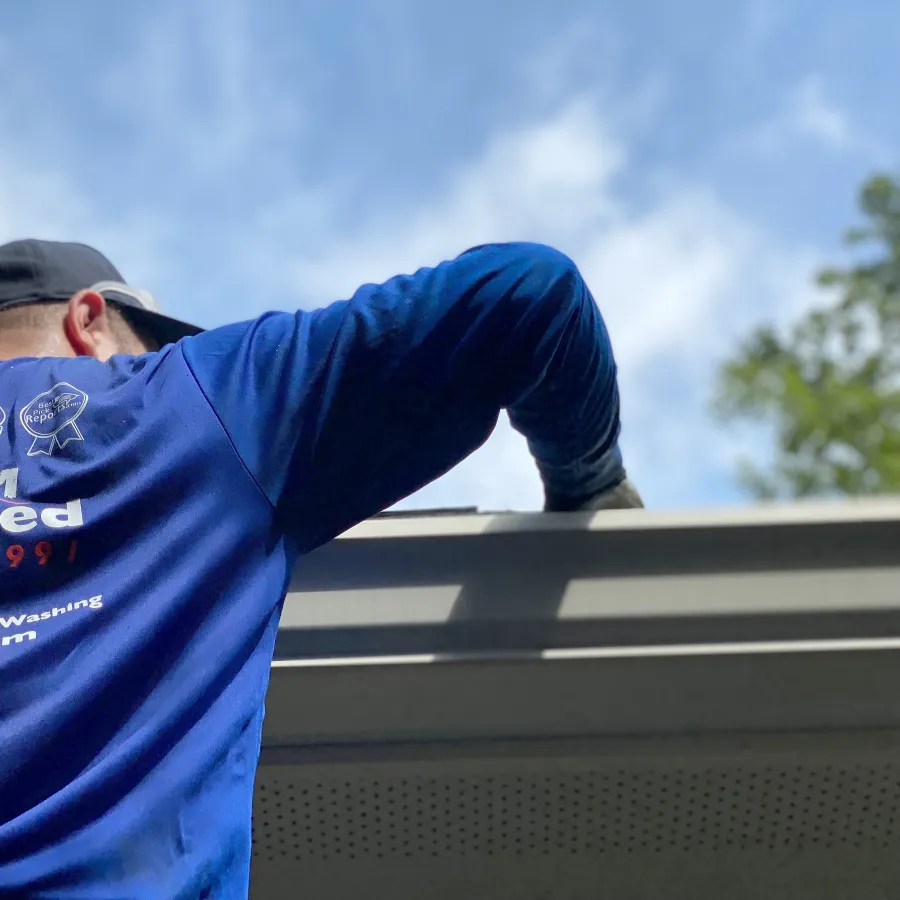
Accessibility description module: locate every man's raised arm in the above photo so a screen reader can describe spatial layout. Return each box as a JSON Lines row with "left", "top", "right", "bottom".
{"left": 182, "top": 242, "right": 640, "bottom": 551}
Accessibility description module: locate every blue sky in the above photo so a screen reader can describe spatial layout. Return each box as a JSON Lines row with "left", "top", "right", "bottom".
{"left": 1, "top": 0, "right": 897, "bottom": 512}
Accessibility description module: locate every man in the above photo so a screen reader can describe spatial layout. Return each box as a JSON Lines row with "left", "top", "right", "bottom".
{"left": 0, "top": 238, "right": 642, "bottom": 897}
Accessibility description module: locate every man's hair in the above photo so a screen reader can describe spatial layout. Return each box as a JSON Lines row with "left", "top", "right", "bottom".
{"left": 0, "top": 300, "right": 158, "bottom": 353}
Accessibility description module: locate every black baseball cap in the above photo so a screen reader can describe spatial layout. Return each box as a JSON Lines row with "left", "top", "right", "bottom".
{"left": 0, "top": 239, "right": 203, "bottom": 347}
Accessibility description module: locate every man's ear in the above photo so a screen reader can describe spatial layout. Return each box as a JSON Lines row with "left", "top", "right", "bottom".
{"left": 63, "top": 290, "right": 120, "bottom": 361}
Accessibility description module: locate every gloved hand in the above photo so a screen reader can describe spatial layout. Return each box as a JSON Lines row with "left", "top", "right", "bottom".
{"left": 543, "top": 478, "right": 644, "bottom": 512}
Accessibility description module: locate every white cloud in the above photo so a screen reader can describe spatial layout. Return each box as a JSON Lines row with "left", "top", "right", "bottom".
{"left": 788, "top": 77, "right": 852, "bottom": 149}
{"left": 0, "top": 9, "right": 828, "bottom": 514}
{"left": 0, "top": 142, "right": 173, "bottom": 297}
{"left": 100, "top": 0, "right": 286, "bottom": 179}
{"left": 0, "top": 29, "right": 181, "bottom": 290}
{"left": 727, "top": 0, "right": 788, "bottom": 74}
{"left": 740, "top": 75, "right": 879, "bottom": 159}
{"left": 248, "top": 98, "right": 820, "bottom": 512}
{"left": 268, "top": 99, "right": 625, "bottom": 301}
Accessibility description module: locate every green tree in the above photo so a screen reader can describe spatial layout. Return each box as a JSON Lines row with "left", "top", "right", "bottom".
{"left": 713, "top": 173, "right": 900, "bottom": 499}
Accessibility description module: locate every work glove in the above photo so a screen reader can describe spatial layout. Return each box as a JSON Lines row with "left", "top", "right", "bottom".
{"left": 544, "top": 478, "right": 644, "bottom": 512}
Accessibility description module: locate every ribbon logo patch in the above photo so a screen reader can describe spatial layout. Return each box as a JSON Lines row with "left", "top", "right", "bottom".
{"left": 20, "top": 383, "right": 89, "bottom": 457}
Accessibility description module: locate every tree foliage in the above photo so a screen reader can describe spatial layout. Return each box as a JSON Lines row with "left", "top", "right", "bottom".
{"left": 713, "top": 173, "right": 900, "bottom": 499}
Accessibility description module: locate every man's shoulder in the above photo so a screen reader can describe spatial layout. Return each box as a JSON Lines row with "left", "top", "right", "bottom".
{"left": 0, "top": 344, "right": 204, "bottom": 441}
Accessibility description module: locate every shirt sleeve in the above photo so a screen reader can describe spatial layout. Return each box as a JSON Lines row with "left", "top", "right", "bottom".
{"left": 181, "top": 242, "right": 625, "bottom": 552}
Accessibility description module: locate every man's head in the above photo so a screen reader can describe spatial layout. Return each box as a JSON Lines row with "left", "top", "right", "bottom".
{"left": 0, "top": 239, "right": 202, "bottom": 362}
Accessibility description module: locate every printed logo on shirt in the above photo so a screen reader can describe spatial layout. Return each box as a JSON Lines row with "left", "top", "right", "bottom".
{"left": 20, "top": 383, "right": 89, "bottom": 457}
{"left": 0, "top": 497, "right": 83, "bottom": 535}
{"left": 0, "top": 595, "right": 103, "bottom": 631}
{"left": 0, "top": 404, "right": 5, "bottom": 436}
{"left": 0, "top": 594, "right": 104, "bottom": 653}
{"left": 0, "top": 467, "right": 85, "bottom": 574}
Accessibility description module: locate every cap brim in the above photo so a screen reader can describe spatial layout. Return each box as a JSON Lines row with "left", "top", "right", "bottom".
{"left": 119, "top": 305, "right": 205, "bottom": 347}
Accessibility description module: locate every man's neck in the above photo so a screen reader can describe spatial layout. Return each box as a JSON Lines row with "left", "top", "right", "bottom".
{"left": 0, "top": 327, "right": 77, "bottom": 360}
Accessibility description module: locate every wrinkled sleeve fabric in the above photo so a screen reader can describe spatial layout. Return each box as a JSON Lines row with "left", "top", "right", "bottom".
{"left": 181, "top": 242, "right": 625, "bottom": 552}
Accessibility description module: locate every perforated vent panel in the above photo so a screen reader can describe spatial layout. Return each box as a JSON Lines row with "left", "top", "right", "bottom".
{"left": 254, "top": 764, "right": 900, "bottom": 861}
{"left": 250, "top": 742, "right": 900, "bottom": 899}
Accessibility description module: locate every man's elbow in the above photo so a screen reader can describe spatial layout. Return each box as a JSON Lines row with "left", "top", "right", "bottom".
{"left": 460, "top": 241, "right": 586, "bottom": 308}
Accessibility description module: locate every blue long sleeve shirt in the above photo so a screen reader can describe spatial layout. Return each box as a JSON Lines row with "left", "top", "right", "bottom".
{"left": 0, "top": 242, "right": 625, "bottom": 897}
